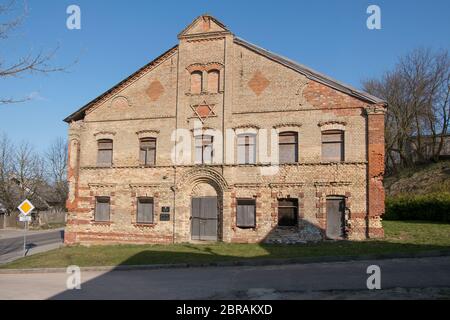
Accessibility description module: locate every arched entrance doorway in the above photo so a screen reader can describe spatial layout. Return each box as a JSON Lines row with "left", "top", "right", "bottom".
{"left": 175, "top": 168, "right": 229, "bottom": 243}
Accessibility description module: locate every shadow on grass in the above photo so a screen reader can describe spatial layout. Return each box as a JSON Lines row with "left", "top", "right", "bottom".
{"left": 46, "top": 239, "right": 450, "bottom": 300}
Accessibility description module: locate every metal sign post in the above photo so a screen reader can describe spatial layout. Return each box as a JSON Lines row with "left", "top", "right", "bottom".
{"left": 17, "top": 199, "right": 35, "bottom": 257}
{"left": 23, "top": 220, "right": 27, "bottom": 256}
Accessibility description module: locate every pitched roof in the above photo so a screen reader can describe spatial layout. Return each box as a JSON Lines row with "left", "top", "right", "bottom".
{"left": 234, "top": 37, "right": 386, "bottom": 105}
{"left": 64, "top": 16, "right": 385, "bottom": 123}
{"left": 64, "top": 45, "right": 178, "bottom": 123}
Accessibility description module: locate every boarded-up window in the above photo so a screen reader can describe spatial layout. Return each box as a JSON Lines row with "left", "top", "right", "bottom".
{"left": 208, "top": 70, "right": 220, "bottom": 93}
{"left": 279, "top": 132, "right": 298, "bottom": 164}
{"left": 195, "top": 135, "right": 214, "bottom": 164}
{"left": 137, "top": 197, "right": 154, "bottom": 224}
{"left": 191, "top": 71, "right": 203, "bottom": 94}
{"left": 97, "top": 139, "right": 113, "bottom": 166}
{"left": 236, "top": 199, "right": 256, "bottom": 228}
{"left": 278, "top": 199, "right": 298, "bottom": 227}
{"left": 140, "top": 138, "right": 156, "bottom": 166}
{"left": 95, "top": 197, "right": 110, "bottom": 222}
{"left": 237, "top": 134, "right": 256, "bottom": 164}
{"left": 322, "top": 130, "right": 344, "bottom": 162}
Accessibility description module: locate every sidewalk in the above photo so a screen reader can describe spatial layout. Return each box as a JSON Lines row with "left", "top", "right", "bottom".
{"left": 0, "top": 228, "right": 65, "bottom": 265}
{"left": 0, "top": 243, "right": 63, "bottom": 265}
{"left": 0, "top": 228, "right": 64, "bottom": 240}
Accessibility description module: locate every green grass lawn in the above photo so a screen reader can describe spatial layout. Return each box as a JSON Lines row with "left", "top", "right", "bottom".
{"left": 2, "top": 220, "right": 450, "bottom": 269}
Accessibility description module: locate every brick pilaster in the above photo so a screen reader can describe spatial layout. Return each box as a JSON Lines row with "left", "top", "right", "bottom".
{"left": 366, "top": 104, "right": 387, "bottom": 238}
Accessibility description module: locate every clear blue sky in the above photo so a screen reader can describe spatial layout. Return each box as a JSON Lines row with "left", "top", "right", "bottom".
{"left": 1, "top": 0, "right": 449, "bottom": 152}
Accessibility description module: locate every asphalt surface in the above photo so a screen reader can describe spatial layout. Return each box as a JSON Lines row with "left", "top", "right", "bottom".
{"left": 0, "top": 256, "right": 449, "bottom": 300}
{"left": 0, "top": 229, "right": 64, "bottom": 263}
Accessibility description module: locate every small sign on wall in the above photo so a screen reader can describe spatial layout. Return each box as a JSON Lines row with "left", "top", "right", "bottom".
{"left": 160, "top": 213, "right": 170, "bottom": 221}
{"left": 161, "top": 206, "right": 170, "bottom": 213}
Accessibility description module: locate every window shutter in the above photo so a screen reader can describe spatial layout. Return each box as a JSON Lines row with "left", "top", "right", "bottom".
{"left": 279, "top": 132, "right": 298, "bottom": 164}
{"left": 322, "top": 143, "right": 342, "bottom": 162}
{"left": 140, "top": 149, "right": 146, "bottom": 165}
{"left": 237, "top": 144, "right": 245, "bottom": 164}
{"left": 247, "top": 142, "right": 256, "bottom": 164}
{"left": 194, "top": 135, "right": 213, "bottom": 164}
{"left": 322, "top": 131, "right": 344, "bottom": 162}
{"left": 140, "top": 138, "right": 156, "bottom": 165}
{"left": 236, "top": 199, "right": 256, "bottom": 228}
{"left": 195, "top": 146, "right": 203, "bottom": 164}
{"left": 147, "top": 148, "right": 156, "bottom": 165}
{"left": 97, "top": 140, "right": 113, "bottom": 166}
{"left": 279, "top": 144, "right": 294, "bottom": 163}
{"left": 98, "top": 141, "right": 113, "bottom": 149}
{"left": 137, "top": 198, "right": 154, "bottom": 224}
{"left": 95, "top": 197, "right": 110, "bottom": 222}
{"left": 244, "top": 204, "right": 255, "bottom": 227}
{"left": 203, "top": 144, "right": 213, "bottom": 164}
{"left": 237, "top": 135, "right": 256, "bottom": 164}
{"left": 236, "top": 204, "right": 245, "bottom": 227}
{"left": 279, "top": 133, "right": 296, "bottom": 144}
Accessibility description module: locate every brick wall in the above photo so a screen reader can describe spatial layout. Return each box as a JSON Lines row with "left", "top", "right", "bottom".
{"left": 64, "top": 15, "right": 386, "bottom": 245}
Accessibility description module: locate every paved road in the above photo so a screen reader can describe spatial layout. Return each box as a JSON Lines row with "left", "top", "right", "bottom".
{"left": 0, "top": 229, "right": 64, "bottom": 263}
{"left": 0, "top": 256, "right": 449, "bottom": 300}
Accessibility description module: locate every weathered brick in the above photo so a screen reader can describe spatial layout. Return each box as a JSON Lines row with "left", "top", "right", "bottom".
{"left": 64, "top": 15, "right": 386, "bottom": 246}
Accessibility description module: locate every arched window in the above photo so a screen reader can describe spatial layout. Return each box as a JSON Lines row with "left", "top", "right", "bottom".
{"left": 278, "top": 132, "right": 298, "bottom": 163}
{"left": 207, "top": 69, "right": 220, "bottom": 93}
{"left": 97, "top": 139, "right": 113, "bottom": 166}
{"left": 237, "top": 134, "right": 256, "bottom": 164}
{"left": 190, "top": 71, "right": 203, "bottom": 94}
{"left": 322, "top": 130, "right": 344, "bottom": 162}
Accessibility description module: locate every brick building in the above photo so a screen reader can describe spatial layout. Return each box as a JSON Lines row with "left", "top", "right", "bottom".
{"left": 63, "top": 15, "right": 387, "bottom": 245}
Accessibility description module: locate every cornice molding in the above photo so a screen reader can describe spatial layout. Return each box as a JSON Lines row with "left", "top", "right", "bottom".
{"left": 94, "top": 131, "right": 116, "bottom": 139}
{"left": 129, "top": 183, "right": 161, "bottom": 189}
{"left": 273, "top": 123, "right": 303, "bottom": 129}
{"left": 314, "top": 181, "right": 352, "bottom": 187}
{"left": 318, "top": 121, "right": 347, "bottom": 127}
{"left": 88, "top": 183, "right": 117, "bottom": 189}
{"left": 269, "top": 182, "right": 305, "bottom": 188}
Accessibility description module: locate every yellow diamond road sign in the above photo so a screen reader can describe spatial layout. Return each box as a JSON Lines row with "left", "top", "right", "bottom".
{"left": 18, "top": 199, "right": 35, "bottom": 216}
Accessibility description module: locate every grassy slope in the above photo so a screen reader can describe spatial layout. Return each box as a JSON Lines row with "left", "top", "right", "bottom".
{"left": 2, "top": 221, "right": 449, "bottom": 269}
{"left": 385, "top": 161, "right": 450, "bottom": 197}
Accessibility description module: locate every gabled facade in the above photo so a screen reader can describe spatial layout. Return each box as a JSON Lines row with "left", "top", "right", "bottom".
{"left": 64, "top": 15, "right": 386, "bottom": 245}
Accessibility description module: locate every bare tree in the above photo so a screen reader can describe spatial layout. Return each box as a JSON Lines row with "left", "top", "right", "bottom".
{"left": 1, "top": 0, "right": 68, "bottom": 104}
{"left": 363, "top": 48, "right": 450, "bottom": 172}
{"left": 11, "top": 141, "right": 45, "bottom": 203}
{"left": 364, "top": 69, "right": 416, "bottom": 170}
{"left": 0, "top": 133, "right": 15, "bottom": 213}
{"left": 0, "top": 134, "right": 68, "bottom": 213}
{"left": 45, "top": 137, "right": 68, "bottom": 207}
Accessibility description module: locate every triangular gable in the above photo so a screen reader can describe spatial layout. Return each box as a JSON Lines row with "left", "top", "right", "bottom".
{"left": 178, "top": 14, "right": 230, "bottom": 38}
{"left": 234, "top": 37, "right": 386, "bottom": 105}
{"left": 64, "top": 45, "right": 178, "bottom": 123}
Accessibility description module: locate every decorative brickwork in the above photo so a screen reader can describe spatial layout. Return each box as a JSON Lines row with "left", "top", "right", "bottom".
{"left": 146, "top": 80, "right": 164, "bottom": 101}
{"left": 248, "top": 71, "right": 270, "bottom": 96}
{"left": 63, "top": 15, "right": 386, "bottom": 245}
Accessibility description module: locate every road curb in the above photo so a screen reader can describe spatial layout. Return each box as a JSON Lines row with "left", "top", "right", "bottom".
{"left": 1, "top": 249, "right": 450, "bottom": 274}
